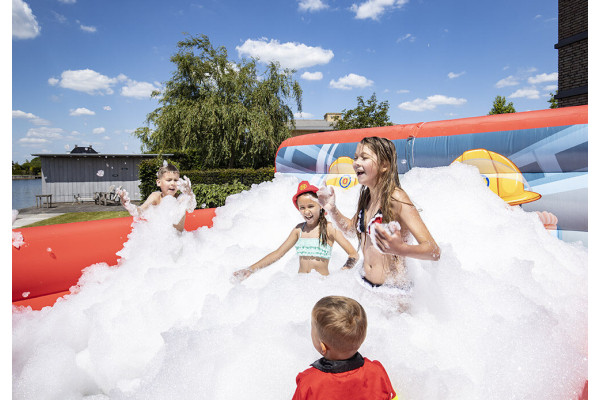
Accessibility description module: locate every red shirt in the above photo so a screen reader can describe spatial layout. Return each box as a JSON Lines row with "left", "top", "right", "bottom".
{"left": 292, "top": 354, "right": 397, "bottom": 400}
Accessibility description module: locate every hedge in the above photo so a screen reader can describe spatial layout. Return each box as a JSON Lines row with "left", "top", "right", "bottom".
{"left": 193, "top": 181, "right": 249, "bottom": 208}
{"left": 138, "top": 157, "right": 274, "bottom": 206}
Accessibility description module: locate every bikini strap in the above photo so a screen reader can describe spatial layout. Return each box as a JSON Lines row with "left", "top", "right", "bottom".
{"left": 299, "top": 222, "right": 306, "bottom": 238}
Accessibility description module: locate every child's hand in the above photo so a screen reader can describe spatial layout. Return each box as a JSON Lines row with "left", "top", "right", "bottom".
{"left": 372, "top": 222, "right": 404, "bottom": 254}
{"left": 341, "top": 257, "right": 358, "bottom": 270}
{"left": 117, "top": 189, "right": 139, "bottom": 217}
{"left": 178, "top": 176, "right": 193, "bottom": 195}
{"left": 317, "top": 186, "right": 336, "bottom": 211}
{"left": 231, "top": 268, "right": 253, "bottom": 283}
{"left": 177, "top": 176, "right": 197, "bottom": 212}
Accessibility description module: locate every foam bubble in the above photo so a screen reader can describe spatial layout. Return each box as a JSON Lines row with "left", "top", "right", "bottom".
{"left": 12, "top": 167, "right": 587, "bottom": 399}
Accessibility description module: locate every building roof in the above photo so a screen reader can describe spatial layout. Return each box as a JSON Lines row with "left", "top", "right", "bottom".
{"left": 293, "top": 119, "right": 335, "bottom": 131}
{"left": 70, "top": 145, "right": 98, "bottom": 154}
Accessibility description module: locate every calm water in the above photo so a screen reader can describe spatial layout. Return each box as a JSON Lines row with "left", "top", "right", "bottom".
{"left": 12, "top": 179, "right": 42, "bottom": 210}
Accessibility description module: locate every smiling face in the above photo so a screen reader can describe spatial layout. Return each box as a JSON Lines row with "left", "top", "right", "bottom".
{"left": 156, "top": 171, "right": 180, "bottom": 197}
{"left": 353, "top": 143, "right": 381, "bottom": 188}
{"left": 296, "top": 193, "right": 322, "bottom": 226}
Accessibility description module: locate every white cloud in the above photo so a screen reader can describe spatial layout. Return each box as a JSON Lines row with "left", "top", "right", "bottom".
{"left": 12, "top": 110, "right": 50, "bottom": 125}
{"left": 397, "top": 33, "right": 415, "bottom": 43}
{"left": 527, "top": 72, "right": 558, "bottom": 84}
{"left": 299, "top": 0, "right": 328, "bottom": 12}
{"left": 329, "top": 73, "right": 374, "bottom": 90}
{"left": 69, "top": 107, "right": 95, "bottom": 116}
{"left": 396, "top": 89, "right": 410, "bottom": 94}
{"left": 121, "top": 80, "right": 160, "bottom": 99}
{"left": 92, "top": 127, "right": 106, "bottom": 134}
{"left": 19, "top": 137, "right": 49, "bottom": 145}
{"left": 103, "top": 106, "right": 112, "bottom": 111}
{"left": 351, "top": 0, "right": 409, "bottom": 21}
{"left": 52, "top": 69, "right": 119, "bottom": 95}
{"left": 236, "top": 38, "right": 334, "bottom": 69}
{"left": 294, "top": 112, "right": 314, "bottom": 118}
{"left": 448, "top": 71, "right": 465, "bottom": 79}
{"left": 102, "top": 136, "right": 111, "bottom": 140}
{"left": 543, "top": 84, "right": 558, "bottom": 91}
{"left": 495, "top": 75, "right": 519, "bottom": 88}
{"left": 301, "top": 71, "right": 323, "bottom": 81}
{"left": 398, "top": 94, "right": 466, "bottom": 111}
{"left": 25, "top": 126, "right": 64, "bottom": 139}
{"left": 12, "top": 0, "right": 41, "bottom": 39}
{"left": 52, "top": 11, "right": 67, "bottom": 23}
{"left": 509, "top": 88, "right": 540, "bottom": 99}
{"left": 58, "top": 0, "right": 76, "bottom": 3}
{"left": 80, "top": 24, "right": 97, "bottom": 33}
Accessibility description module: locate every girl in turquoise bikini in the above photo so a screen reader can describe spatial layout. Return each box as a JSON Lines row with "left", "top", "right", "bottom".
{"left": 233, "top": 181, "right": 358, "bottom": 282}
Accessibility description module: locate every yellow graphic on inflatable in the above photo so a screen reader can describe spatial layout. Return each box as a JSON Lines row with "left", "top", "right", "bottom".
{"left": 452, "top": 149, "right": 541, "bottom": 206}
{"left": 325, "top": 156, "right": 358, "bottom": 189}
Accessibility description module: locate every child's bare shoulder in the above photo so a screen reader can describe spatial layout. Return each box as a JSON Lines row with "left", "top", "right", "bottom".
{"left": 391, "top": 188, "right": 414, "bottom": 209}
{"left": 148, "top": 191, "right": 162, "bottom": 204}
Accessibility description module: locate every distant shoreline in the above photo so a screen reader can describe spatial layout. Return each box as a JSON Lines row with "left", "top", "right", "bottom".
{"left": 12, "top": 175, "right": 41, "bottom": 180}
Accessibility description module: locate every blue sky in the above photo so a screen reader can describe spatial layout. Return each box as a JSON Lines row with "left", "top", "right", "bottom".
{"left": 11, "top": 0, "right": 561, "bottom": 163}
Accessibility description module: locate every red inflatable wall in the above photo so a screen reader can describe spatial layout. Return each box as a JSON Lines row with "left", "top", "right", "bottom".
{"left": 12, "top": 208, "right": 217, "bottom": 310}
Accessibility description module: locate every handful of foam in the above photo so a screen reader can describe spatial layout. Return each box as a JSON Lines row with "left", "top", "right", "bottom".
{"left": 369, "top": 221, "right": 401, "bottom": 253}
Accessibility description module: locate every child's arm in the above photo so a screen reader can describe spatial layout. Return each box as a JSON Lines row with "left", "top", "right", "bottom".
{"left": 374, "top": 190, "right": 440, "bottom": 261}
{"left": 118, "top": 189, "right": 159, "bottom": 217}
{"left": 328, "top": 224, "right": 359, "bottom": 269}
{"left": 317, "top": 186, "right": 357, "bottom": 237}
{"left": 232, "top": 227, "right": 300, "bottom": 282}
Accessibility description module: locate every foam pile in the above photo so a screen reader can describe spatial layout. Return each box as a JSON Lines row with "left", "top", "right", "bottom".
{"left": 12, "top": 164, "right": 587, "bottom": 399}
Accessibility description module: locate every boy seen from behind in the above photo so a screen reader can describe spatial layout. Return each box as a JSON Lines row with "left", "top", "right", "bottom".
{"left": 293, "top": 295, "right": 397, "bottom": 400}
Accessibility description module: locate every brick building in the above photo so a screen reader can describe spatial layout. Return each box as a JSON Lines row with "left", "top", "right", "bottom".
{"left": 555, "top": 0, "right": 587, "bottom": 107}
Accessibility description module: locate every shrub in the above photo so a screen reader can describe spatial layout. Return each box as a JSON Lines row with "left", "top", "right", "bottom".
{"left": 180, "top": 167, "right": 274, "bottom": 186}
{"left": 192, "top": 180, "right": 248, "bottom": 208}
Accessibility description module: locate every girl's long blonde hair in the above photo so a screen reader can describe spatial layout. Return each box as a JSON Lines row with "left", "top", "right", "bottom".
{"left": 355, "top": 136, "right": 401, "bottom": 244}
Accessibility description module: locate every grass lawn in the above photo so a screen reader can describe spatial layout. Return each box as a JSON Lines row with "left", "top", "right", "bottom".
{"left": 23, "top": 211, "right": 132, "bottom": 228}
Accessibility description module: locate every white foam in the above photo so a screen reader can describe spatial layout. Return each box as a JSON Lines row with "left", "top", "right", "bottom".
{"left": 12, "top": 166, "right": 587, "bottom": 399}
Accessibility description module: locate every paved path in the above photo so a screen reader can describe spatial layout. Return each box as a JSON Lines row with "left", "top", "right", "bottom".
{"left": 12, "top": 201, "right": 137, "bottom": 229}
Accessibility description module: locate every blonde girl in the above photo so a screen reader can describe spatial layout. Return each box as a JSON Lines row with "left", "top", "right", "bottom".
{"left": 318, "top": 136, "right": 440, "bottom": 290}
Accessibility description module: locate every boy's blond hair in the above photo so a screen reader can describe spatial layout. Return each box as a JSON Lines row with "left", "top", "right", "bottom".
{"left": 312, "top": 296, "right": 367, "bottom": 354}
{"left": 157, "top": 163, "right": 180, "bottom": 178}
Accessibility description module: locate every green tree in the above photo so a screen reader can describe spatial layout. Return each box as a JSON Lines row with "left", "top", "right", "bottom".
{"left": 488, "top": 95, "right": 516, "bottom": 115}
{"left": 548, "top": 90, "right": 558, "bottom": 109}
{"left": 333, "top": 93, "right": 393, "bottom": 130}
{"left": 12, "top": 161, "right": 24, "bottom": 175}
{"left": 135, "top": 34, "right": 302, "bottom": 169}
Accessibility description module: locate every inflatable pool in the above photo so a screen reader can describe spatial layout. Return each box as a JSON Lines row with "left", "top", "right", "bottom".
{"left": 12, "top": 106, "right": 587, "bottom": 399}
{"left": 12, "top": 208, "right": 217, "bottom": 309}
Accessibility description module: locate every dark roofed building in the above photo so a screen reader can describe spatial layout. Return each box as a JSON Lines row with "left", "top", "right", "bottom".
{"left": 70, "top": 144, "right": 98, "bottom": 154}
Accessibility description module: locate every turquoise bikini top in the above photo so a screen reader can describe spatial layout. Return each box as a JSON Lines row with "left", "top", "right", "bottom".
{"left": 295, "top": 224, "right": 332, "bottom": 259}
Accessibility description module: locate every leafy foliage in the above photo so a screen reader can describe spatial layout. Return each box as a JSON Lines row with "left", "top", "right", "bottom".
{"left": 135, "top": 34, "right": 302, "bottom": 169}
{"left": 548, "top": 90, "right": 558, "bottom": 109}
{"left": 180, "top": 167, "right": 274, "bottom": 186}
{"left": 12, "top": 157, "right": 41, "bottom": 175}
{"left": 488, "top": 95, "right": 516, "bottom": 115}
{"left": 192, "top": 181, "right": 248, "bottom": 208}
{"left": 333, "top": 93, "right": 393, "bottom": 130}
